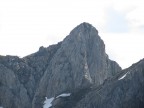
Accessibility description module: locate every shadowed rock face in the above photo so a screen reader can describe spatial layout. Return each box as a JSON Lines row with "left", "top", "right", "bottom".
{"left": 0, "top": 22, "right": 122, "bottom": 108}
{"left": 72, "top": 59, "right": 144, "bottom": 108}
{"left": 0, "top": 63, "right": 31, "bottom": 108}
{"left": 0, "top": 44, "right": 61, "bottom": 108}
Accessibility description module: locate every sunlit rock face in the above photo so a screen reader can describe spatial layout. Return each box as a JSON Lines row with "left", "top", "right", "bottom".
{"left": 32, "top": 22, "right": 121, "bottom": 108}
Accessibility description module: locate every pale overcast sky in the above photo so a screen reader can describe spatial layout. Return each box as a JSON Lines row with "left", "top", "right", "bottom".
{"left": 0, "top": 0, "right": 144, "bottom": 69}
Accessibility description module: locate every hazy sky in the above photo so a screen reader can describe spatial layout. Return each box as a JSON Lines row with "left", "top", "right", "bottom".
{"left": 0, "top": 0, "right": 144, "bottom": 69}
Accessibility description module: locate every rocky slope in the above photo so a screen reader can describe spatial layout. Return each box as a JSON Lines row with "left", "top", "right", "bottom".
{"left": 0, "top": 43, "right": 61, "bottom": 108}
{"left": 2, "top": 22, "right": 143, "bottom": 108}
{"left": 54, "top": 58, "right": 144, "bottom": 108}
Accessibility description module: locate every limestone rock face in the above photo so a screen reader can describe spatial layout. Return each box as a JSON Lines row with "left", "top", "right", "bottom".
{"left": 0, "top": 22, "right": 122, "bottom": 108}
{"left": 32, "top": 23, "right": 121, "bottom": 108}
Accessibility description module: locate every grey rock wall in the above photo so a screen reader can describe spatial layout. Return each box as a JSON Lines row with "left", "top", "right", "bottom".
{"left": 0, "top": 63, "right": 31, "bottom": 108}
{"left": 0, "top": 22, "right": 122, "bottom": 108}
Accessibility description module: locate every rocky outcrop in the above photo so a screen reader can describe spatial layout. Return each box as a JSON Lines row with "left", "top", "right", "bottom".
{"left": 32, "top": 22, "right": 121, "bottom": 108}
{"left": 23, "top": 42, "right": 62, "bottom": 85}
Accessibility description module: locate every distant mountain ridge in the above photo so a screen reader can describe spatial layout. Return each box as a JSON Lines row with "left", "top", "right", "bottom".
{"left": 0, "top": 22, "right": 144, "bottom": 108}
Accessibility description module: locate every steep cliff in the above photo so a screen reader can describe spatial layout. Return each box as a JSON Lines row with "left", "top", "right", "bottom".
{"left": 32, "top": 22, "right": 121, "bottom": 108}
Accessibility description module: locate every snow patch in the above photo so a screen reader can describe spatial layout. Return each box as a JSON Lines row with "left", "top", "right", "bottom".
{"left": 118, "top": 73, "right": 128, "bottom": 80}
{"left": 43, "top": 97, "right": 54, "bottom": 108}
{"left": 56, "top": 93, "right": 71, "bottom": 98}
{"left": 43, "top": 93, "right": 71, "bottom": 108}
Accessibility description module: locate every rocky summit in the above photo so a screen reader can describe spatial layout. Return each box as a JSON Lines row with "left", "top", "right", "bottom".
{"left": 0, "top": 22, "right": 144, "bottom": 108}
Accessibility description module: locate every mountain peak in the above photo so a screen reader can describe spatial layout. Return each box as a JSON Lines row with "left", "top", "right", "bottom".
{"left": 0, "top": 22, "right": 122, "bottom": 108}
{"left": 78, "top": 22, "right": 93, "bottom": 28}
{"left": 70, "top": 22, "right": 98, "bottom": 36}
